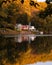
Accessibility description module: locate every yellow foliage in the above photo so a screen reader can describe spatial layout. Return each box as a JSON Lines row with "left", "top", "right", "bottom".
{"left": 1, "top": 0, "right": 47, "bottom": 16}
{"left": 2, "top": 49, "right": 52, "bottom": 65}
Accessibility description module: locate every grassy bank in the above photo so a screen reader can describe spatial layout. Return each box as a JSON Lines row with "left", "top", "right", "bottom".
{"left": 0, "top": 28, "right": 19, "bottom": 35}
{"left": 0, "top": 28, "right": 36, "bottom": 35}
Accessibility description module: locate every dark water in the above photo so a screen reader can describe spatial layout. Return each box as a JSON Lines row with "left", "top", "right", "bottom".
{"left": 0, "top": 35, "right": 52, "bottom": 65}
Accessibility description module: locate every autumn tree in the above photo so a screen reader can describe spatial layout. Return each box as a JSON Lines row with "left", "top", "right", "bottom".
{"left": 37, "top": 3, "right": 52, "bottom": 33}
{"left": 0, "top": 0, "right": 22, "bottom": 29}
{"left": 39, "top": 4, "right": 52, "bottom": 18}
{"left": 16, "top": 13, "right": 28, "bottom": 25}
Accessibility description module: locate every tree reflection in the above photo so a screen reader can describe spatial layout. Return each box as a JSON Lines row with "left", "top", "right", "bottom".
{"left": 31, "top": 37, "right": 52, "bottom": 54}
{"left": 0, "top": 36, "right": 52, "bottom": 64}
{"left": 0, "top": 37, "right": 28, "bottom": 64}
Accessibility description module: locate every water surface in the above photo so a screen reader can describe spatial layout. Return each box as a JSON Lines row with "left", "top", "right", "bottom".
{"left": 0, "top": 34, "right": 52, "bottom": 65}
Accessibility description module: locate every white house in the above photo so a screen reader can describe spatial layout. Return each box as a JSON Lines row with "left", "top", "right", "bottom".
{"left": 15, "top": 24, "right": 36, "bottom": 31}
{"left": 29, "top": 26, "right": 36, "bottom": 31}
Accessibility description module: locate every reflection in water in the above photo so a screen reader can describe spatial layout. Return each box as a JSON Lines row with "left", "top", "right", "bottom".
{"left": 0, "top": 35, "right": 52, "bottom": 65}
{"left": 26, "top": 61, "right": 52, "bottom": 65}
{"left": 31, "top": 36, "right": 52, "bottom": 54}
{"left": 15, "top": 34, "right": 36, "bottom": 43}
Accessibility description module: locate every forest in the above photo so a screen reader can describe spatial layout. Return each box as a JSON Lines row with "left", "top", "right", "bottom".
{"left": 0, "top": 0, "right": 52, "bottom": 34}
{"left": 0, "top": 0, "right": 52, "bottom": 65}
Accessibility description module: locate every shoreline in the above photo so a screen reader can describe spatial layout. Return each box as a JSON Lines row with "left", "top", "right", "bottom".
{"left": 0, "top": 28, "right": 35, "bottom": 35}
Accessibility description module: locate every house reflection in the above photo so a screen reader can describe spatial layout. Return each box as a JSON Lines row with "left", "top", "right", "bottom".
{"left": 15, "top": 34, "right": 36, "bottom": 43}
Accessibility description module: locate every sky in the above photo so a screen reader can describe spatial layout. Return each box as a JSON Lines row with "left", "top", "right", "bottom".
{"left": 37, "top": 0, "right": 46, "bottom": 2}
{"left": 26, "top": 61, "right": 52, "bottom": 65}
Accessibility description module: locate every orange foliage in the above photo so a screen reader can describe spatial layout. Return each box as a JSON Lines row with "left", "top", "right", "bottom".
{"left": 2, "top": 0, "right": 47, "bottom": 16}
{"left": 3, "top": 49, "right": 52, "bottom": 65}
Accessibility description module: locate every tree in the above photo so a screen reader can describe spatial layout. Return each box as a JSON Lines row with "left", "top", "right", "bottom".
{"left": 0, "top": 0, "right": 22, "bottom": 30}
{"left": 38, "top": 3, "right": 52, "bottom": 33}
{"left": 4, "top": 2, "right": 21, "bottom": 25}
{"left": 39, "top": 4, "right": 52, "bottom": 18}
{"left": 16, "top": 13, "right": 28, "bottom": 25}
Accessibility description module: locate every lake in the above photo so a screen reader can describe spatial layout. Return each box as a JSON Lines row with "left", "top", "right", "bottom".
{"left": 0, "top": 34, "right": 52, "bottom": 65}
